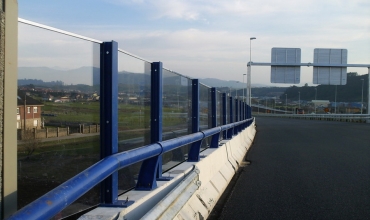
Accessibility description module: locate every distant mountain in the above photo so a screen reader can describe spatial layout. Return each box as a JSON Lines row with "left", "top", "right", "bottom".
{"left": 199, "top": 78, "right": 266, "bottom": 88}
{"left": 18, "top": 66, "right": 267, "bottom": 88}
{"left": 18, "top": 66, "right": 99, "bottom": 86}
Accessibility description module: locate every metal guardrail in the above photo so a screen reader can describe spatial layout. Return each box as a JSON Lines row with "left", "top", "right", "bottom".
{"left": 258, "top": 114, "right": 370, "bottom": 123}
{"left": 15, "top": 18, "right": 254, "bottom": 220}
{"left": 7, "top": 118, "right": 253, "bottom": 220}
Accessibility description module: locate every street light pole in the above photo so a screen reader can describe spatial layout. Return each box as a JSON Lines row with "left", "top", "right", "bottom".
{"left": 247, "top": 37, "right": 256, "bottom": 106}
{"left": 298, "top": 91, "right": 300, "bottom": 109}
{"left": 361, "top": 79, "right": 364, "bottom": 114}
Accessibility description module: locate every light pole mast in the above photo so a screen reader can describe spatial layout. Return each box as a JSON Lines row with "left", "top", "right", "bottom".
{"left": 247, "top": 37, "right": 256, "bottom": 106}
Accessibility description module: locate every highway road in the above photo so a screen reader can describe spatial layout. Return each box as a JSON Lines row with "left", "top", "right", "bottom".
{"left": 214, "top": 117, "right": 370, "bottom": 219}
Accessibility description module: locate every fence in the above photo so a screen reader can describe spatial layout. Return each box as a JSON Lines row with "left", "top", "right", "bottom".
{"left": 258, "top": 113, "right": 370, "bottom": 123}
{"left": 17, "top": 125, "right": 100, "bottom": 140}
{"left": 12, "top": 18, "right": 253, "bottom": 219}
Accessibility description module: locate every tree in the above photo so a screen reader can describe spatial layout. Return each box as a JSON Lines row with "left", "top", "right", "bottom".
{"left": 21, "top": 129, "right": 42, "bottom": 157}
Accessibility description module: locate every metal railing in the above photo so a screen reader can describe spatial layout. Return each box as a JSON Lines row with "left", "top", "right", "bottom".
{"left": 13, "top": 18, "right": 254, "bottom": 219}
{"left": 8, "top": 119, "right": 253, "bottom": 220}
{"left": 258, "top": 113, "right": 370, "bottom": 123}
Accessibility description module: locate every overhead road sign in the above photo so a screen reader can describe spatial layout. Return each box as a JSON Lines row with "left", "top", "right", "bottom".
{"left": 248, "top": 46, "right": 370, "bottom": 122}
{"left": 250, "top": 62, "right": 370, "bottom": 68}
{"left": 270, "top": 48, "right": 301, "bottom": 84}
{"left": 313, "top": 48, "right": 347, "bottom": 85}
{"left": 249, "top": 48, "right": 370, "bottom": 85}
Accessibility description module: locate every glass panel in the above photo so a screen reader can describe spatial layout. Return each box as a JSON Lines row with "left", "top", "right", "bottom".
{"left": 162, "top": 70, "right": 192, "bottom": 170}
{"left": 199, "top": 84, "right": 211, "bottom": 148}
{"left": 117, "top": 52, "right": 151, "bottom": 192}
{"left": 227, "top": 96, "right": 231, "bottom": 124}
{"left": 235, "top": 99, "right": 240, "bottom": 122}
{"left": 232, "top": 97, "right": 236, "bottom": 123}
{"left": 217, "top": 91, "right": 222, "bottom": 127}
{"left": 18, "top": 22, "right": 100, "bottom": 217}
{"left": 217, "top": 91, "right": 223, "bottom": 141}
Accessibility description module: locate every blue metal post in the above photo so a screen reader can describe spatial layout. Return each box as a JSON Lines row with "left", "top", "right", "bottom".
{"left": 227, "top": 96, "right": 233, "bottom": 139}
{"left": 234, "top": 99, "right": 239, "bottom": 134}
{"left": 246, "top": 104, "right": 249, "bottom": 119}
{"left": 241, "top": 100, "right": 244, "bottom": 120}
{"left": 210, "top": 88, "right": 219, "bottom": 148}
{"left": 211, "top": 88, "right": 217, "bottom": 127}
{"left": 192, "top": 79, "right": 200, "bottom": 134}
{"left": 188, "top": 79, "right": 202, "bottom": 161}
{"left": 239, "top": 100, "right": 243, "bottom": 130}
{"left": 245, "top": 103, "right": 247, "bottom": 119}
{"left": 100, "top": 41, "right": 119, "bottom": 204}
{"left": 136, "top": 62, "right": 163, "bottom": 190}
{"left": 244, "top": 102, "right": 247, "bottom": 120}
{"left": 240, "top": 101, "right": 243, "bottom": 121}
{"left": 222, "top": 93, "right": 227, "bottom": 139}
{"left": 248, "top": 105, "right": 252, "bottom": 125}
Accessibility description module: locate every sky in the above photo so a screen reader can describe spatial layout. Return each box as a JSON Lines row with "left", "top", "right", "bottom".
{"left": 17, "top": 0, "right": 370, "bottom": 87}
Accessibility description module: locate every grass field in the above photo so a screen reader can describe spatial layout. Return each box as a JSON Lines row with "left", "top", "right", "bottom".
{"left": 18, "top": 100, "right": 193, "bottom": 216}
{"left": 42, "top": 101, "right": 187, "bottom": 129}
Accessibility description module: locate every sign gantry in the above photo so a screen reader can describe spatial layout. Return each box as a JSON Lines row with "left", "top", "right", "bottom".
{"left": 249, "top": 47, "right": 370, "bottom": 85}
{"left": 247, "top": 47, "right": 370, "bottom": 117}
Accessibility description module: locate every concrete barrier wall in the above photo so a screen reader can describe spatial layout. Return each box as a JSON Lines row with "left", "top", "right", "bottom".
{"left": 173, "top": 123, "right": 256, "bottom": 219}
{"left": 79, "top": 121, "right": 256, "bottom": 220}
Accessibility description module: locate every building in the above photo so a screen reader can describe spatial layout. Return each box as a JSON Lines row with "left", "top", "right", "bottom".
{"left": 17, "top": 92, "right": 44, "bottom": 130}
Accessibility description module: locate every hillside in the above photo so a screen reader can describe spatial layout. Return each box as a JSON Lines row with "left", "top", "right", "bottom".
{"left": 283, "top": 73, "right": 368, "bottom": 102}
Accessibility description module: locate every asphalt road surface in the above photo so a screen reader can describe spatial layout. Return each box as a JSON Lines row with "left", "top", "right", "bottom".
{"left": 216, "top": 117, "right": 370, "bottom": 220}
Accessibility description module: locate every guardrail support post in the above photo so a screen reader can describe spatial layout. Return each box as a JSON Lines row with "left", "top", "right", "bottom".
{"left": 240, "top": 100, "right": 244, "bottom": 130}
{"left": 227, "top": 96, "right": 233, "bottom": 139}
{"left": 136, "top": 62, "right": 164, "bottom": 190}
{"left": 234, "top": 99, "right": 239, "bottom": 134}
{"left": 222, "top": 93, "right": 227, "bottom": 139}
{"left": 210, "top": 88, "right": 219, "bottom": 148}
{"left": 100, "top": 41, "right": 119, "bottom": 204}
{"left": 188, "top": 79, "right": 202, "bottom": 161}
{"left": 249, "top": 105, "right": 252, "bottom": 124}
{"left": 246, "top": 103, "right": 249, "bottom": 127}
{"left": 211, "top": 88, "right": 217, "bottom": 127}
{"left": 238, "top": 100, "right": 244, "bottom": 132}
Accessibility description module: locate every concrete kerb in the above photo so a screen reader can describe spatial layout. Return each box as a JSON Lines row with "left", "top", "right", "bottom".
{"left": 159, "top": 124, "right": 256, "bottom": 220}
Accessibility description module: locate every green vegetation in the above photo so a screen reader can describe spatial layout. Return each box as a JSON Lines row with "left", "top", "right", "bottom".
{"left": 18, "top": 136, "right": 100, "bottom": 157}
{"left": 282, "top": 73, "right": 368, "bottom": 102}
{"left": 43, "top": 102, "right": 100, "bottom": 124}
{"left": 43, "top": 101, "right": 187, "bottom": 130}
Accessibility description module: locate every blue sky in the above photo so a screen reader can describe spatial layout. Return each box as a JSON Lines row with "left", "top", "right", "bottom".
{"left": 18, "top": 0, "right": 370, "bottom": 86}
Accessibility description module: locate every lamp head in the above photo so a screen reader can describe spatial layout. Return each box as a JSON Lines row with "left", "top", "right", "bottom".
{"left": 250, "top": 37, "right": 256, "bottom": 40}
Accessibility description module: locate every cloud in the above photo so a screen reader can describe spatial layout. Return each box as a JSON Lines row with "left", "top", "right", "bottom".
{"left": 18, "top": 0, "right": 370, "bottom": 86}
